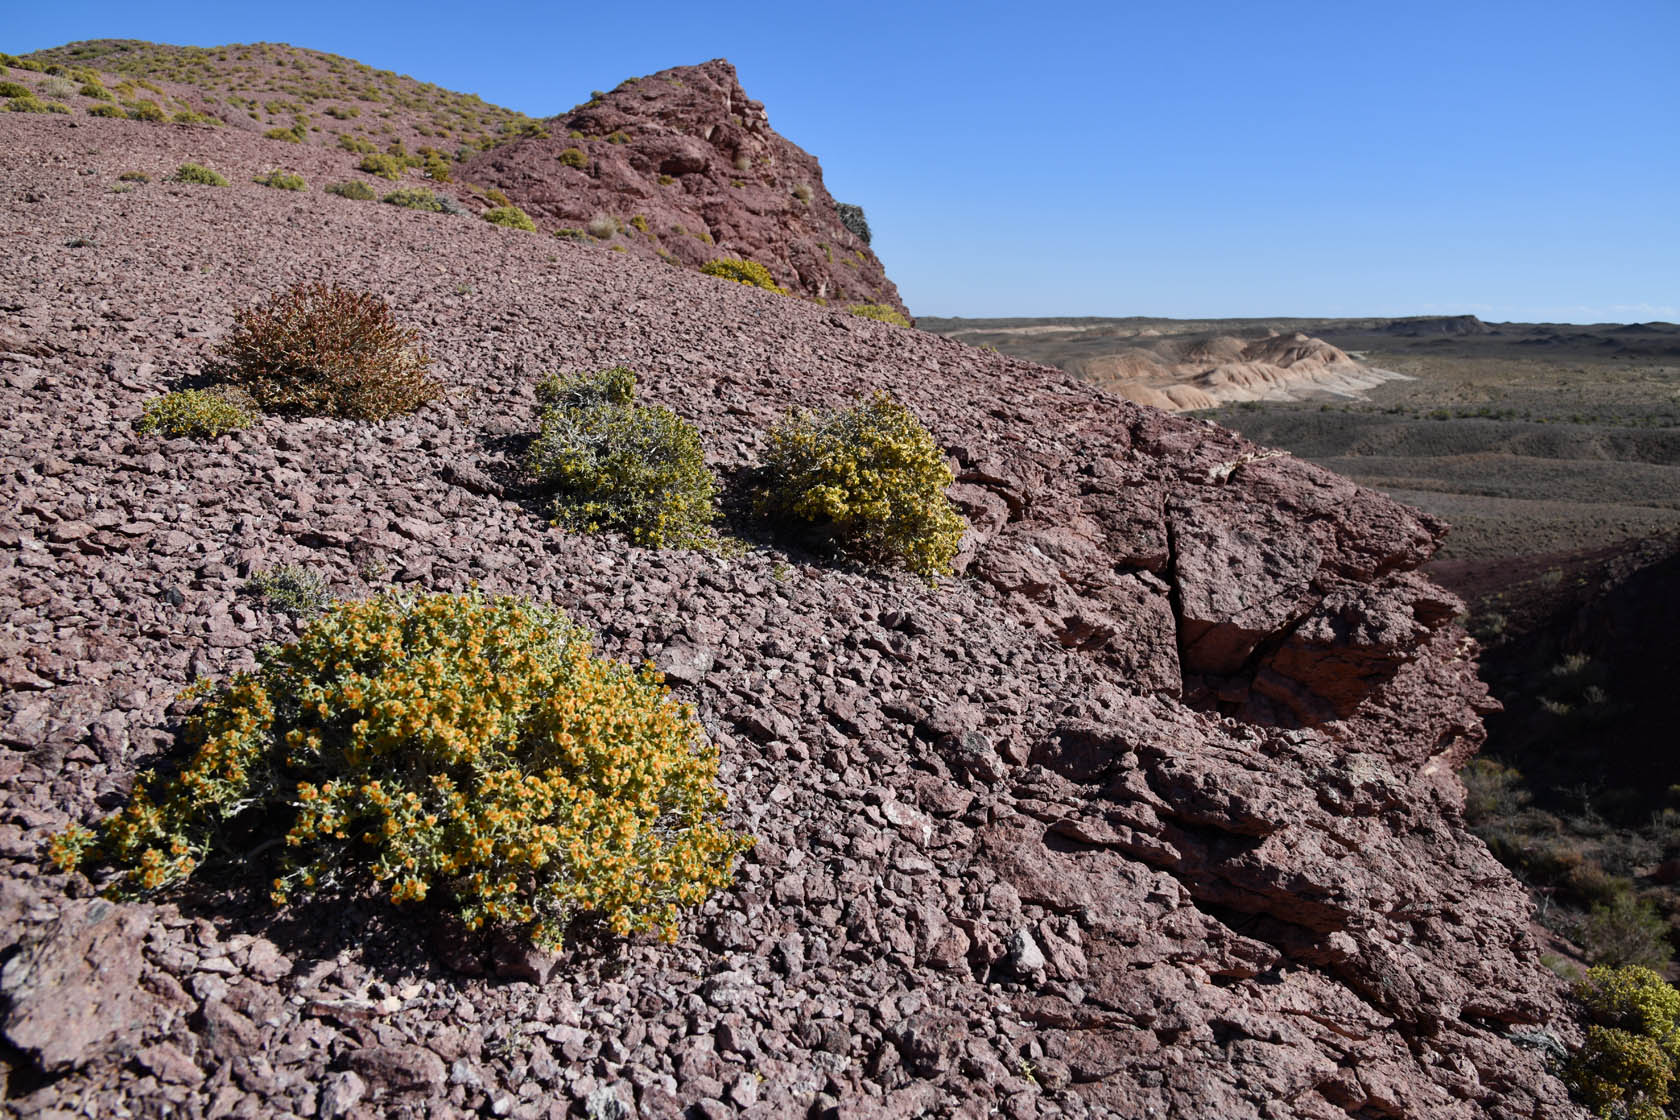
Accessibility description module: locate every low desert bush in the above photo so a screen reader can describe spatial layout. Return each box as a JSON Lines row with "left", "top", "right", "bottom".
{"left": 657, "top": 174, "right": 676, "bottom": 186}
{"left": 526, "top": 366, "right": 718, "bottom": 550}
{"left": 126, "top": 100, "right": 167, "bottom": 122}
{"left": 263, "top": 126, "right": 304, "bottom": 143}
{"left": 244, "top": 563, "right": 331, "bottom": 617}
{"left": 836, "top": 201, "right": 872, "bottom": 244}
{"left": 134, "top": 388, "right": 258, "bottom": 439}
{"left": 1567, "top": 965, "right": 1680, "bottom": 1119}
{"left": 338, "top": 134, "right": 375, "bottom": 154}
{"left": 205, "top": 280, "right": 441, "bottom": 420}
{"left": 171, "top": 162, "right": 229, "bottom": 186}
{"left": 555, "top": 228, "right": 586, "bottom": 241}
{"left": 792, "top": 183, "right": 812, "bottom": 204}
{"left": 80, "top": 82, "right": 114, "bottom": 101}
{"left": 7, "top": 96, "right": 70, "bottom": 114}
{"left": 87, "top": 104, "right": 127, "bottom": 118}
{"left": 848, "top": 303, "right": 911, "bottom": 328}
{"left": 1584, "top": 894, "right": 1674, "bottom": 970}
{"left": 558, "top": 147, "right": 588, "bottom": 169}
{"left": 253, "top": 169, "right": 307, "bottom": 191}
{"left": 757, "top": 391, "right": 965, "bottom": 579}
{"left": 483, "top": 205, "right": 536, "bottom": 231}
{"left": 607, "top": 130, "right": 630, "bottom": 145}
{"left": 358, "top": 152, "right": 404, "bottom": 180}
{"left": 0, "top": 81, "right": 29, "bottom": 98}
{"left": 325, "top": 180, "right": 376, "bottom": 200}
{"left": 37, "top": 76, "right": 76, "bottom": 100}
{"left": 118, "top": 170, "right": 150, "bottom": 182}
{"left": 49, "top": 591, "right": 750, "bottom": 950}
{"left": 382, "top": 187, "right": 444, "bottom": 211}
{"left": 484, "top": 187, "right": 511, "bottom": 207}
{"left": 700, "top": 257, "right": 787, "bottom": 295}
{"left": 586, "top": 214, "right": 618, "bottom": 240}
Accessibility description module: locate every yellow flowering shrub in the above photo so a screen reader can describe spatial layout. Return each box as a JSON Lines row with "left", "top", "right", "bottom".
{"left": 49, "top": 592, "right": 750, "bottom": 950}
{"left": 135, "top": 388, "right": 258, "bottom": 439}
{"left": 1569, "top": 965, "right": 1680, "bottom": 1119}
{"left": 483, "top": 205, "right": 537, "bottom": 231}
{"left": 525, "top": 367, "right": 718, "bottom": 550}
{"left": 206, "top": 281, "right": 441, "bottom": 420}
{"left": 700, "top": 257, "right": 787, "bottom": 295}
{"left": 757, "top": 391, "right": 965, "bottom": 580}
{"left": 846, "top": 303, "right": 911, "bottom": 328}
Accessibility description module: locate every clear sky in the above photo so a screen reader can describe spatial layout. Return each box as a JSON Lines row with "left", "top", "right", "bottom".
{"left": 10, "top": 0, "right": 1677, "bottom": 322}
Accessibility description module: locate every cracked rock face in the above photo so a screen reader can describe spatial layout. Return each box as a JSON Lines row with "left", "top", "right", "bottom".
{"left": 0, "top": 111, "right": 1583, "bottom": 1119}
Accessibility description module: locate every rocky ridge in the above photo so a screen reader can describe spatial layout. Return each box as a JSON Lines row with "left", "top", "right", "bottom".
{"left": 1078, "top": 333, "right": 1407, "bottom": 411}
{"left": 458, "top": 60, "right": 907, "bottom": 317}
{"left": 0, "top": 108, "right": 1585, "bottom": 1119}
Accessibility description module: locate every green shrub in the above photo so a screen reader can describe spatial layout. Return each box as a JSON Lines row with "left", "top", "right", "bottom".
{"left": 172, "top": 162, "right": 229, "bottom": 186}
{"left": 382, "top": 187, "right": 444, "bottom": 211}
{"left": 253, "top": 169, "right": 308, "bottom": 191}
{"left": 359, "top": 152, "right": 404, "bottom": 179}
{"left": 87, "top": 104, "right": 127, "bottom": 119}
{"left": 836, "top": 201, "right": 872, "bottom": 244}
{"left": 263, "top": 126, "right": 303, "bottom": 143}
{"left": 848, "top": 303, "right": 911, "bottom": 328}
{"left": 79, "top": 83, "right": 114, "bottom": 101}
{"left": 205, "top": 280, "right": 441, "bottom": 420}
{"left": 134, "top": 388, "right": 258, "bottom": 439}
{"left": 49, "top": 591, "right": 750, "bottom": 951}
{"left": 558, "top": 147, "right": 587, "bottom": 169}
{"left": 0, "top": 81, "right": 29, "bottom": 98}
{"left": 338, "top": 133, "right": 375, "bottom": 154}
{"left": 323, "top": 104, "right": 359, "bottom": 119}
{"left": 483, "top": 205, "right": 536, "bottom": 231}
{"left": 526, "top": 366, "right": 718, "bottom": 550}
{"left": 555, "top": 228, "right": 586, "bottom": 241}
{"left": 118, "top": 170, "right": 150, "bottom": 182}
{"left": 657, "top": 174, "right": 676, "bottom": 186}
{"left": 1568, "top": 966, "right": 1680, "bottom": 1119}
{"left": 7, "top": 96, "right": 70, "bottom": 114}
{"left": 422, "top": 153, "right": 451, "bottom": 182}
{"left": 1585, "top": 894, "right": 1674, "bottom": 970}
{"left": 484, "top": 187, "right": 511, "bottom": 207}
{"left": 606, "top": 130, "right": 630, "bottom": 144}
{"left": 757, "top": 391, "right": 965, "bottom": 579}
{"left": 127, "top": 100, "right": 166, "bottom": 122}
{"left": 629, "top": 214, "right": 649, "bottom": 234}
{"left": 700, "top": 257, "right": 787, "bottom": 295}
{"left": 325, "top": 180, "right": 376, "bottom": 200}
{"left": 244, "top": 563, "right": 331, "bottom": 617}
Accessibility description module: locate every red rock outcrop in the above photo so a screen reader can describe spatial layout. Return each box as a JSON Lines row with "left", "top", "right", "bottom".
{"left": 458, "top": 60, "right": 908, "bottom": 316}
{"left": 0, "top": 110, "right": 1585, "bottom": 1118}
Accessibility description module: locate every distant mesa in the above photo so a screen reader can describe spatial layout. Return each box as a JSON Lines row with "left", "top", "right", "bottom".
{"left": 1081, "top": 331, "right": 1407, "bottom": 411}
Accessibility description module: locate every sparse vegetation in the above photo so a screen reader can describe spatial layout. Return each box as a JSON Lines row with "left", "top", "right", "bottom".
{"left": 49, "top": 591, "right": 750, "bottom": 951}
{"left": 126, "top": 100, "right": 167, "bottom": 122}
{"left": 586, "top": 214, "right": 618, "bottom": 240}
{"left": 848, "top": 303, "right": 911, "bottom": 328}
{"left": 381, "top": 187, "right": 444, "bottom": 211}
{"left": 836, "top": 201, "right": 872, "bottom": 244}
{"left": 0, "top": 81, "right": 30, "bottom": 98}
{"left": 526, "top": 366, "right": 719, "bottom": 550}
{"left": 1567, "top": 966, "right": 1680, "bottom": 1119}
{"left": 87, "top": 104, "right": 127, "bottom": 119}
{"left": 205, "top": 280, "right": 441, "bottom": 420}
{"left": 253, "top": 169, "right": 307, "bottom": 191}
{"left": 482, "top": 205, "right": 536, "bottom": 231}
{"left": 244, "top": 564, "right": 332, "bottom": 617}
{"left": 792, "top": 183, "right": 812, "bottom": 204}
{"left": 134, "top": 388, "right": 258, "bottom": 439}
{"left": 7, "top": 96, "right": 71, "bottom": 114}
{"left": 558, "top": 147, "right": 587, "bottom": 169}
{"left": 757, "top": 392, "right": 966, "bottom": 579}
{"left": 171, "top": 162, "right": 229, "bottom": 186}
{"left": 700, "top": 257, "right": 787, "bottom": 295}
{"left": 358, "top": 152, "right": 404, "bottom": 179}
{"left": 117, "top": 170, "right": 150, "bottom": 182}
{"left": 325, "top": 180, "right": 376, "bottom": 200}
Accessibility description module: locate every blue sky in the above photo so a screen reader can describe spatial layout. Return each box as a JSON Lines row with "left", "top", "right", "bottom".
{"left": 10, "top": 1, "right": 1677, "bottom": 322}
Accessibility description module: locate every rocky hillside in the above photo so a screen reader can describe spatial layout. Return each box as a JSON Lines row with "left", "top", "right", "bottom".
{"left": 0, "top": 105, "right": 1585, "bottom": 1120}
{"left": 23, "top": 39, "right": 538, "bottom": 154}
{"left": 458, "top": 60, "right": 906, "bottom": 316}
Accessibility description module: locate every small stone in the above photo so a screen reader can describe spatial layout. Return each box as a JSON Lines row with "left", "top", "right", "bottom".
{"left": 317, "top": 1070, "right": 366, "bottom": 1119}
